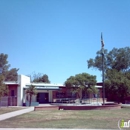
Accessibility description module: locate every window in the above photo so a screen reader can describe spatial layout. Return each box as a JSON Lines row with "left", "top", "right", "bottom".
{"left": 66, "top": 92, "right": 76, "bottom": 98}
{"left": 56, "top": 92, "right": 65, "bottom": 98}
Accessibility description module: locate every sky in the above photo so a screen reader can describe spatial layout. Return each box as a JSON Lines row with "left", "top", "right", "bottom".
{"left": 0, "top": 0, "right": 130, "bottom": 84}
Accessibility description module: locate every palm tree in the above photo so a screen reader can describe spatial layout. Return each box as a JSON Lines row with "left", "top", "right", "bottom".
{"left": 26, "top": 84, "right": 37, "bottom": 106}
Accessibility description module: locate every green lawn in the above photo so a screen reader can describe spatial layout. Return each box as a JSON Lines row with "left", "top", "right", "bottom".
{"left": 0, "top": 108, "right": 129, "bottom": 129}
{"left": 0, "top": 107, "right": 25, "bottom": 115}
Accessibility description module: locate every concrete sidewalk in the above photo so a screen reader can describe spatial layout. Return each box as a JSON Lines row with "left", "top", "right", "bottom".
{"left": 0, "top": 127, "right": 117, "bottom": 130}
{"left": 0, "top": 107, "right": 34, "bottom": 121}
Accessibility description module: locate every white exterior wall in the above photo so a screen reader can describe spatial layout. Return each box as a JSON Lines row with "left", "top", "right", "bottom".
{"left": 17, "top": 75, "right": 31, "bottom": 106}
{"left": 17, "top": 75, "right": 61, "bottom": 105}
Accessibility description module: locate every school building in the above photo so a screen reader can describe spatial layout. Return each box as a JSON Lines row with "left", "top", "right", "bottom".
{"left": 3, "top": 75, "right": 103, "bottom": 106}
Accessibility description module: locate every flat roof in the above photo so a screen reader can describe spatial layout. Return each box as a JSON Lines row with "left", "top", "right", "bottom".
{"left": 95, "top": 85, "right": 102, "bottom": 88}
{"left": 26, "top": 83, "right": 64, "bottom": 87}
{"left": 4, "top": 81, "right": 19, "bottom": 85}
{"left": 24, "top": 86, "right": 60, "bottom": 90}
{"left": 25, "top": 83, "right": 102, "bottom": 88}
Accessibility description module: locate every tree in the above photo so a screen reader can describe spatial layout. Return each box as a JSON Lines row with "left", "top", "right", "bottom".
{"left": 88, "top": 49, "right": 108, "bottom": 71}
{"left": 26, "top": 85, "right": 37, "bottom": 106}
{"left": 0, "top": 53, "right": 19, "bottom": 81}
{"left": 5, "top": 68, "right": 19, "bottom": 81}
{"left": 34, "top": 74, "right": 50, "bottom": 83}
{"left": 65, "top": 73, "right": 98, "bottom": 100}
{"left": 29, "top": 72, "right": 50, "bottom": 83}
{"left": 87, "top": 47, "right": 130, "bottom": 72}
{"left": 0, "top": 75, "right": 9, "bottom": 99}
{"left": 65, "top": 76, "right": 81, "bottom": 98}
{"left": 87, "top": 47, "right": 130, "bottom": 103}
{"left": 105, "top": 69, "right": 130, "bottom": 103}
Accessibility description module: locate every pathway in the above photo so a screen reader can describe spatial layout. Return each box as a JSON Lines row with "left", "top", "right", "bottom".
{"left": 0, "top": 107, "right": 34, "bottom": 121}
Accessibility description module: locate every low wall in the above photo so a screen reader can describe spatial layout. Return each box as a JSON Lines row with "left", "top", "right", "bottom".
{"left": 34, "top": 104, "right": 121, "bottom": 111}
{"left": 53, "top": 98, "right": 107, "bottom": 103}
{"left": 34, "top": 106, "right": 59, "bottom": 111}
{"left": 59, "top": 104, "right": 121, "bottom": 110}
{"left": 121, "top": 104, "right": 130, "bottom": 108}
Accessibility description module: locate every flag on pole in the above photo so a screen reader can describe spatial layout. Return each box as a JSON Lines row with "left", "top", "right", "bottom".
{"left": 101, "top": 33, "right": 104, "bottom": 48}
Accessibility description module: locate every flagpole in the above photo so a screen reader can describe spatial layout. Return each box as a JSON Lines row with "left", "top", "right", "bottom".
{"left": 101, "top": 33, "right": 105, "bottom": 105}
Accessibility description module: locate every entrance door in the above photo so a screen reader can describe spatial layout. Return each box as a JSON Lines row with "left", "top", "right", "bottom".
{"left": 37, "top": 93, "right": 49, "bottom": 103}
